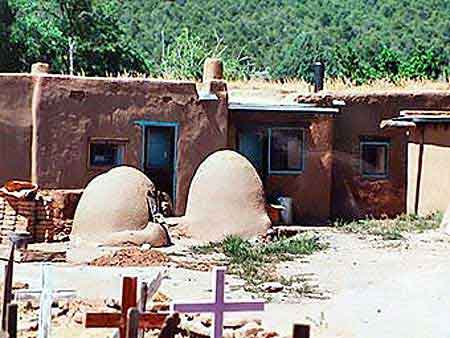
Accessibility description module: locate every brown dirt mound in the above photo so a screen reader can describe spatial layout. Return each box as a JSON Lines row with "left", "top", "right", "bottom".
{"left": 88, "top": 247, "right": 170, "bottom": 267}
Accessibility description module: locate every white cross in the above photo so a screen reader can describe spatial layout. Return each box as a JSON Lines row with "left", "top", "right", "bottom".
{"left": 14, "top": 263, "right": 76, "bottom": 338}
{"left": 172, "top": 267, "right": 265, "bottom": 338}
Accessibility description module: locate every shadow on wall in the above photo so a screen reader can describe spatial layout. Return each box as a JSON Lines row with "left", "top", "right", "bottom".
{"left": 332, "top": 151, "right": 405, "bottom": 220}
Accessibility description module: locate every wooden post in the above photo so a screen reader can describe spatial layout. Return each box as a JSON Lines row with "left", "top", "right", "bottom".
{"left": 2, "top": 243, "right": 15, "bottom": 331}
{"left": 158, "top": 313, "right": 180, "bottom": 338}
{"left": 126, "top": 308, "right": 140, "bottom": 338}
{"left": 138, "top": 282, "right": 148, "bottom": 338}
{"left": 293, "top": 324, "right": 310, "bottom": 338}
{"left": 6, "top": 303, "right": 17, "bottom": 338}
{"left": 85, "top": 276, "right": 167, "bottom": 338}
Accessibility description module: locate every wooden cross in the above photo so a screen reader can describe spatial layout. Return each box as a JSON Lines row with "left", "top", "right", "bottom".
{"left": 84, "top": 276, "right": 168, "bottom": 338}
{"left": 1, "top": 240, "right": 16, "bottom": 331}
{"left": 172, "top": 267, "right": 265, "bottom": 338}
{"left": 13, "top": 263, "right": 76, "bottom": 338}
{"left": 293, "top": 324, "right": 310, "bottom": 338}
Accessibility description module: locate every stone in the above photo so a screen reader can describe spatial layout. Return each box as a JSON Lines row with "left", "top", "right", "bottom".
{"left": 442, "top": 203, "right": 450, "bottom": 234}
{"left": 12, "top": 281, "right": 29, "bottom": 290}
{"left": 179, "top": 150, "right": 271, "bottom": 241}
{"left": 238, "top": 322, "right": 263, "bottom": 337}
{"left": 73, "top": 311, "right": 84, "bottom": 324}
{"left": 261, "top": 282, "right": 284, "bottom": 293}
{"left": 19, "top": 319, "right": 39, "bottom": 332}
{"left": 104, "top": 297, "right": 121, "bottom": 311}
{"left": 224, "top": 318, "right": 261, "bottom": 329}
{"left": 141, "top": 243, "right": 152, "bottom": 251}
{"left": 181, "top": 318, "right": 210, "bottom": 337}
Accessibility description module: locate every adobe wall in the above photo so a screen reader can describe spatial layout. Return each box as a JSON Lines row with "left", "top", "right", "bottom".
{"left": 297, "top": 91, "right": 450, "bottom": 219}
{"left": 32, "top": 75, "right": 229, "bottom": 215}
{"left": 0, "top": 75, "right": 34, "bottom": 185}
{"left": 231, "top": 111, "right": 334, "bottom": 223}
{"left": 407, "top": 125, "right": 450, "bottom": 215}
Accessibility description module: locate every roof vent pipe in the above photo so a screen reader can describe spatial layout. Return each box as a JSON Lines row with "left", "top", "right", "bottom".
{"left": 313, "top": 61, "right": 325, "bottom": 93}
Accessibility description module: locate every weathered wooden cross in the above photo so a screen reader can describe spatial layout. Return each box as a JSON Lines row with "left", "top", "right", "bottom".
{"left": 13, "top": 263, "right": 76, "bottom": 338}
{"left": 84, "top": 276, "right": 168, "bottom": 338}
{"left": 293, "top": 324, "right": 310, "bottom": 338}
{"left": 172, "top": 267, "right": 265, "bottom": 338}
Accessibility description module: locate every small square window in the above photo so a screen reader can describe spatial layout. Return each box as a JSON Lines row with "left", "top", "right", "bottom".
{"left": 361, "top": 141, "right": 389, "bottom": 177}
{"left": 89, "top": 140, "right": 125, "bottom": 168}
{"left": 269, "top": 128, "right": 305, "bottom": 173}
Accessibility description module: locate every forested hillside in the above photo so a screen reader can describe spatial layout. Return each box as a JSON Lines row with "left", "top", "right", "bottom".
{"left": 1, "top": 0, "right": 450, "bottom": 83}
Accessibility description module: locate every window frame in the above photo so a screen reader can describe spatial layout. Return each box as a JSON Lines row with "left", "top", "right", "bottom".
{"left": 87, "top": 137, "right": 128, "bottom": 169}
{"left": 268, "top": 127, "right": 306, "bottom": 175}
{"left": 360, "top": 140, "right": 390, "bottom": 178}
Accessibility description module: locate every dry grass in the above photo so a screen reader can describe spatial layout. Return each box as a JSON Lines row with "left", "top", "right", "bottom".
{"left": 229, "top": 77, "right": 450, "bottom": 93}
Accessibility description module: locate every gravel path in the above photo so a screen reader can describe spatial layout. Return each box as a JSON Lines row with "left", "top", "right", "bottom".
{"left": 3, "top": 229, "right": 450, "bottom": 338}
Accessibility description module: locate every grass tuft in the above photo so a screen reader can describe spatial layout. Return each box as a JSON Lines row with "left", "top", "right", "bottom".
{"left": 335, "top": 212, "right": 443, "bottom": 240}
{"left": 192, "top": 234, "right": 326, "bottom": 294}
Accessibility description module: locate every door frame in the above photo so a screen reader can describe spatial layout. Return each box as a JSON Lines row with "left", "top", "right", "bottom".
{"left": 135, "top": 120, "right": 179, "bottom": 205}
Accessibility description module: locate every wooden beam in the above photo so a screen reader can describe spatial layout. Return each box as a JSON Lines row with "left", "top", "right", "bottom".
{"left": 126, "top": 308, "right": 139, "bottom": 338}
{"left": 6, "top": 304, "right": 17, "bottom": 338}
{"left": 84, "top": 313, "right": 121, "bottom": 328}
{"left": 293, "top": 324, "right": 310, "bottom": 338}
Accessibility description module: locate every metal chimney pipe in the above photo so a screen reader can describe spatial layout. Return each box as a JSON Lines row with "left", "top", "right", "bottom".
{"left": 313, "top": 61, "right": 325, "bottom": 92}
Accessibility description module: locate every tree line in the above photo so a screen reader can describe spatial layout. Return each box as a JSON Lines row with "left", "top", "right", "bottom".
{"left": 1, "top": 0, "right": 449, "bottom": 84}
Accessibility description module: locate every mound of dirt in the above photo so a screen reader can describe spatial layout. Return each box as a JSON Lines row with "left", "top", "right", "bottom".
{"left": 88, "top": 247, "right": 170, "bottom": 267}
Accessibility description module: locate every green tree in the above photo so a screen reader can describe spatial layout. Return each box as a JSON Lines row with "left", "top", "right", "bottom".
{"left": 7, "top": 0, "right": 151, "bottom": 75}
{"left": 0, "top": 0, "right": 20, "bottom": 71}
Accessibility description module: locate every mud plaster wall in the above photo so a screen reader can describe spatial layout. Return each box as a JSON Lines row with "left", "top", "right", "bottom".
{"left": 407, "top": 124, "right": 450, "bottom": 215}
{"left": 231, "top": 111, "right": 334, "bottom": 223}
{"left": 297, "top": 91, "right": 450, "bottom": 219}
{"left": 33, "top": 76, "right": 229, "bottom": 215}
{"left": 0, "top": 75, "right": 34, "bottom": 185}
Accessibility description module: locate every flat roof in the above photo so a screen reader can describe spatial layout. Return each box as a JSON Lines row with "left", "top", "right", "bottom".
{"left": 228, "top": 102, "right": 339, "bottom": 114}
{"left": 398, "top": 110, "right": 450, "bottom": 124}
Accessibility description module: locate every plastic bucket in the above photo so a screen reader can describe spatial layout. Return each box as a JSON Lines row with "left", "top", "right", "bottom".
{"left": 277, "top": 197, "right": 293, "bottom": 225}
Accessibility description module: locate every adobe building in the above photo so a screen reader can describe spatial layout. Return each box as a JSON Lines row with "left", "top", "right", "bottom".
{"left": 0, "top": 62, "right": 338, "bottom": 230}
{"left": 296, "top": 91, "right": 450, "bottom": 219}
{"left": 1, "top": 62, "right": 450, "bottom": 239}
{"left": 381, "top": 111, "right": 450, "bottom": 215}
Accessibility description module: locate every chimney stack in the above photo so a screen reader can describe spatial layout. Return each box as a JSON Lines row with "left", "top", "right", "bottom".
{"left": 31, "top": 62, "right": 50, "bottom": 74}
{"left": 203, "top": 58, "right": 223, "bottom": 82}
{"left": 313, "top": 61, "right": 325, "bottom": 92}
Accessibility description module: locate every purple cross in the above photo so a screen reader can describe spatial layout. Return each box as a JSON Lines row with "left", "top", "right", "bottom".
{"left": 172, "top": 267, "right": 265, "bottom": 338}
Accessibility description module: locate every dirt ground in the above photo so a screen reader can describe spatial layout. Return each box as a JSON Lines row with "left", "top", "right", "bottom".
{"left": 3, "top": 228, "right": 450, "bottom": 338}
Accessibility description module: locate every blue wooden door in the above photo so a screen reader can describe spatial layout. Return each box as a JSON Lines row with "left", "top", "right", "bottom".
{"left": 238, "top": 130, "right": 265, "bottom": 175}
{"left": 145, "top": 126, "right": 175, "bottom": 199}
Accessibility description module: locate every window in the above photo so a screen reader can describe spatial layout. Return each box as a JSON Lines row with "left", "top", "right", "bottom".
{"left": 269, "top": 128, "right": 305, "bottom": 173}
{"left": 361, "top": 141, "right": 389, "bottom": 177}
{"left": 89, "top": 139, "right": 126, "bottom": 168}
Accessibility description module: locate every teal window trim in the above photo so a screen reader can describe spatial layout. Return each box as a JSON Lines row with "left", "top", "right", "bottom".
{"left": 134, "top": 120, "right": 179, "bottom": 205}
{"left": 268, "top": 127, "right": 306, "bottom": 175}
{"left": 360, "top": 140, "right": 390, "bottom": 179}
